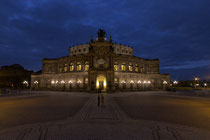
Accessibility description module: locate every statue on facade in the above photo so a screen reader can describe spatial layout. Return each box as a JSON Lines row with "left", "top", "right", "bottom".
{"left": 97, "top": 29, "right": 106, "bottom": 38}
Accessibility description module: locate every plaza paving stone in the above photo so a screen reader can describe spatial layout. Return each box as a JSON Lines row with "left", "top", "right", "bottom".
{"left": 0, "top": 91, "right": 210, "bottom": 140}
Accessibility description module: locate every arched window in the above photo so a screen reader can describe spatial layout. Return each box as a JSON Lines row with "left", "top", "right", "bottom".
{"left": 59, "top": 65, "right": 62, "bottom": 72}
{"left": 85, "top": 62, "right": 89, "bottom": 71}
{"left": 135, "top": 64, "right": 138, "bottom": 72}
{"left": 114, "top": 78, "right": 118, "bottom": 83}
{"left": 129, "top": 63, "right": 133, "bottom": 71}
{"left": 69, "top": 63, "right": 74, "bottom": 71}
{"left": 114, "top": 62, "right": 118, "bottom": 71}
{"left": 64, "top": 64, "right": 67, "bottom": 72}
{"left": 140, "top": 65, "right": 143, "bottom": 73}
{"left": 77, "top": 62, "right": 81, "bottom": 71}
{"left": 121, "top": 63, "right": 126, "bottom": 71}
{"left": 85, "top": 78, "right": 88, "bottom": 83}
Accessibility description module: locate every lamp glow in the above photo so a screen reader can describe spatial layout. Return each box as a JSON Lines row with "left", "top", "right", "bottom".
{"left": 23, "top": 80, "right": 28, "bottom": 84}
{"left": 121, "top": 80, "right": 126, "bottom": 83}
{"left": 163, "top": 81, "right": 167, "bottom": 84}
{"left": 173, "top": 81, "right": 178, "bottom": 84}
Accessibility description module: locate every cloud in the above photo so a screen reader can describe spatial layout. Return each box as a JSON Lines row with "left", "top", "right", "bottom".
{"left": 0, "top": 0, "right": 210, "bottom": 80}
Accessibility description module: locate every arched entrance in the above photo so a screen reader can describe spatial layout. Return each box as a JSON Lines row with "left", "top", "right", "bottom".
{"left": 96, "top": 74, "right": 106, "bottom": 91}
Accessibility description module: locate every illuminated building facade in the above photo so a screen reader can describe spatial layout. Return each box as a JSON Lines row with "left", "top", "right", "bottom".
{"left": 31, "top": 29, "right": 170, "bottom": 92}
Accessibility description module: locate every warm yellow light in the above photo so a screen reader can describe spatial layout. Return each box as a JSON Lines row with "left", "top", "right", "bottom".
{"left": 61, "top": 80, "right": 65, "bottom": 84}
{"left": 137, "top": 80, "right": 141, "bottom": 84}
{"left": 34, "top": 81, "right": 38, "bottom": 84}
{"left": 104, "top": 82, "right": 106, "bottom": 87}
{"left": 130, "top": 80, "right": 134, "bottom": 83}
{"left": 194, "top": 77, "right": 199, "bottom": 81}
{"left": 68, "top": 80, "right": 72, "bottom": 84}
{"left": 77, "top": 80, "right": 82, "bottom": 83}
{"left": 56, "top": 80, "right": 58, "bottom": 84}
{"left": 204, "top": 83, "right": 207, "bottom": 86}
{"left": 143, "top": 81, "right": 146, "bottom": 84}
{"left": 96, "top": 82, "right": 99, "bottom": 88}
{"left": 51, "top": 80, "right": 55, "bottom": 84}
{"left": 148, "top": 81, "right": 151, "bottom": 84}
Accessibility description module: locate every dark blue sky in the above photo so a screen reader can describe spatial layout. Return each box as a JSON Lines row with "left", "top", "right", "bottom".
{"left": 0, "top": 0, "right": 210, "bottom": 80}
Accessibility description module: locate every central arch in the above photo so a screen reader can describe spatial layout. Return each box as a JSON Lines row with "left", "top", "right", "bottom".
{"left": 96, "top": 74, "right": 107, "bottom": 91}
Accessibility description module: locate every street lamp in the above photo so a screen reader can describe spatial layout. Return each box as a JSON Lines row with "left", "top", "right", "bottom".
{"left": 163, "top": 81, "right": 167, "bottom": 84}
{"left": 23, "top": 80, "right": 29, "bottom": 88}
{"left": 173, "top": 80, "right": 178, "bottom": 85}
{"left": 34, "top": 81, "right": 39, "bottom": 90}
{"left": 137, "top": 80, "right": 141, "bottom": 84}
{"left": 194, "top": 77, "right": 199, "bottom": 88}
{"left": 204, "top": 83, "right": 207, "bottom": 87}
{"left": 194, "top": 77, "right": 199, "bottom": 81}
{"left": 61, "top": 80, "right": 65, "bottom": 90}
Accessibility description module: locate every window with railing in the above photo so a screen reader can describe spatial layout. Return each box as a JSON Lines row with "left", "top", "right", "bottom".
{"left": 140, "top": 65, "right": 143, "bottom": 73}
{"left": 59, "top": 65, "right": 62, "bottom": 72}
{"left": 121, "top": 63, "right": 126, "bottom": 71}
{"left": 114, "top": 62, "right": 118, "bottom": 71}
{"left": 129, "top": 63, "right": 133, "bottom": 71}
{"left": 85, "top": 62, "right": 89, "bottom": 71}
{"left": 77, "top": 62, "right": 81, "bottom": 71}
{"left": 64, "top": 64, "right": 67, "bottom": 72}
{"left": 135, "top": 64, "right": 138, "bottom": 72}
{"left": 69, "top": 63, "right": 74, "bottom": 71}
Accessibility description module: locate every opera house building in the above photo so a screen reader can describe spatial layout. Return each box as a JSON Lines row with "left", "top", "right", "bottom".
{"left": 31, "top": 29, "right": 170, "bottom": 92}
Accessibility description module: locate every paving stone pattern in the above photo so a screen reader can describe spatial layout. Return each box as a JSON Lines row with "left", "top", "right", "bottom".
{"left": 0, "top": 92, "right": 210, "bottom": 140}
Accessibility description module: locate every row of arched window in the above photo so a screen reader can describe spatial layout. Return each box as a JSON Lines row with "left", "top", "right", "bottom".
{"left": 114, "top": 62, "right": 144, "bottom": 72}
{"left": 58, "top": 61, "right": 157, "bottom": 73}
{"left": 59, "top": 62, "right": 89, "bottom": 72}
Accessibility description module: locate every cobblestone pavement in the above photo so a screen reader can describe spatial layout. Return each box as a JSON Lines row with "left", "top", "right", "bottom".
{"left": 1, "top": 92, "right": 210, "bottom": 140}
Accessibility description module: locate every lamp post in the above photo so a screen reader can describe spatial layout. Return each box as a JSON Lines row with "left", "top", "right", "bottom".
{"left": 147, "top": 81, "right": 151, "bottom": 90}
{"left": 68, "top": 80, "right": 73, "bottom": 91}
{"left": 143, "top": 80, "right": 147, "bottom": 90}
{"left": 204, "top": 83, "right": 207, "bottom": 88}
{"left": 194, "top": 77, "right": 199, "bottom": 88}
{"left": 130, "top": 80, "right": 134, "bottom": 90}
{"left": 23, "top": 80, "right": 28, "bottom": 89}
{"left": 61, "top": 80, "right": 65, "bottom": 91}
{"left": 163, "top": 81, "right": 167, "bottom": 90}
{"left": 137, "top": 80, "right": 141, "bottom": 90}
{"left": 173, "top": 81, "right": 178, "bottom": 86}
{"left": 34, "top": 81, "right": 39, "bottom": 90}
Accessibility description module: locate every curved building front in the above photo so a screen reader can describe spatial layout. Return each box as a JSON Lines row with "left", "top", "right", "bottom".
{"left": 31, "top": 29, "right": 170, "bottom": 92}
